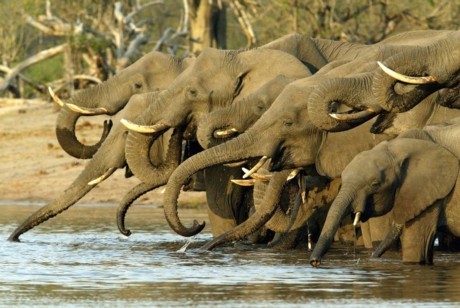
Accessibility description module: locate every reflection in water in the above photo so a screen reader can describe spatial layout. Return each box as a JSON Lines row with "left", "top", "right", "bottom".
{"left": 1, "top": 203, "right": 460, "bottom": 306}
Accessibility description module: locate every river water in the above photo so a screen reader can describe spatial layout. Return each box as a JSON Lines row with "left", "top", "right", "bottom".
{"left": 1, "top": 202, "right": 460, "bottom": 307}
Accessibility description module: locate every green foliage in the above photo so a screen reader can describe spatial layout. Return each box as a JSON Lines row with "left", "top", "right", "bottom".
{"left": 24, "top": 55, "right": 64, "bottom": 84}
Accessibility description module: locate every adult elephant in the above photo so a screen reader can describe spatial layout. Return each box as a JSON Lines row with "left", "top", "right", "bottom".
{"left": 7, "top": 93, "right": 184, "bottom": 242}
{"left": 310, "top": 120, "right": 460, "bottom": 266}
{"left": 121, "top": 47, "right": 311, "bottom": 237}
{"left": 306, "top": 30, "right": 460, "bottom": 131}
{"left": 160, "top": 66, "right": 460, "bottom": 249}
{"left": 53, "top": 51, "right": 191, "bottom": 159}
{"left": 7, "top": 53, "right": 195, "bottom": 242}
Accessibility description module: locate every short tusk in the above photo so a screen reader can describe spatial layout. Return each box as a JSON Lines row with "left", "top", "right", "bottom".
{"left": 231, "top": 179, "right": 256, "bottom": 187}
{"left": 241, "top": 168, "right": 272, "bottom": 181}
{"left": 353, "top": 212, "right": 362, "bottom": 227}
{"left": 66, "top": 103, "right": 108, "bottom": 115}
{"left": 329, "top": 109, "right": 377, "bottom": 121}
{"left": 48, "top": 87, "right": 65, "bottom": 107}
{"left": 214, "top": 128, "right": 239, "bottom": 138}
{"left": 88, "top": 168, "right": 116, "bottom": 186}
{"left": 120, "top": 118, "right": 169, "bottom": 134}
{"left": 224, "top": 160, "right": 247, "bottom": 168}
{"left": 242, "top": 156, "right": 268, "bottom": 179}
{"left": 377, "top": 61, "right": 436, "bottom": 85}
{"left": 286, "top": 168, "right": 301, "bottom": 181}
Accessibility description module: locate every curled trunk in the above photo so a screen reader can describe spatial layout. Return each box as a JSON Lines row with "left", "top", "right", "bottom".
{"left": 163, "top": 132, "right": 257, "bottom": 237}
{"left": 372, "top": 51, "right": 441, "bottom": 113}
{"left": 307, "top": 73, "right": 380, "bottom": 132}
{"left": 116, "top": 182, "right": 155, "bottom": 236}
{"left": 56, "top": 76, "right": 135, "bottom": 159}
{"left": 310, "top": 185, "right": 354, "bottom": 267}
{"left": 373, "top": 33, "right": 460, "bottom": 113}
{"left": 117, "top": 128, "right": 183, "bottom": 235}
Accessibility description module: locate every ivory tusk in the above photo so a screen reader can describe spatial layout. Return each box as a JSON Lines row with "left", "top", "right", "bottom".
{"left": 120, "top": 118, "right": 169, "bottom": 134}
{"left": 242, "top": 156, "right": 268, "bottom": 179}
{"left": 329, "top": 109, "right": 376, "bottom": 121}
{"left": 286, "top": 169, "right": 301, "bottom": 181}
{"left": 88, "top": 168, "right": 116, "bottom": 186}
{"left": 353, "top": 212, "right": 362, "bottom": 227}
{"left": 66, "top": 103, "right": 108, "bottom": 115}
{"left": 231, "top": 179, "right": 256, "bottom": 186}
{"left": 241, "top": 168, "right": 272, "bottom": 181}
{"left": 377, "top": 61, "right": 436, "bottom": 84}
{"left": 224, "top": 160, "right": 247, "bottom": 168}
{"left": 48, "top": 87, "right": 65, "bottom": 107}
{"left": 214, "top": 128, "right": 239, "bottom": 138}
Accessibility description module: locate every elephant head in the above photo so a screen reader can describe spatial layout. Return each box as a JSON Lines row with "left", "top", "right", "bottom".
{"left": 53, "top": 51, "right": 189, "bottom": 159}
{"left": 373, "top": 30, "right": 460, "bottom": 113}
{"left": 310, "top": 138, "right": 459, "bottom": 266}
{"left": 161, "top": 76, "right": 393, "bottom": 239}
{"left": 121, "top": 47, "right": 310, "bottom": 185}
{"left": 196, "top": 75, "right": 297, "bottom": 149}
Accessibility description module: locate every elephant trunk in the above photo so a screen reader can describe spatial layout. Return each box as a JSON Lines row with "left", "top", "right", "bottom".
{"left": 117, "top": 128, "right": 183, "bottom": 235}
{"left": 307, "top": 74, "right": 380, "bottom": 132}
{"left": 310, "top": 184, "right": 354, "bottom": 267}
{"left": 372, "top": 52, "right": 440, "bottom": 113}
{"left": 116, "top": 182, "right": 155, "bottom": 236}
{"left": 55, "top": 76, "right": 133, "bottom": 159}
{"left": 124, "top": 92, "right": 179, "bottom": 184}
{"left": 8, "top": 138, "right": 124, "bottom": 241}
{"left": 163, "top": 132, "right": 258, "bottom": 237}
{"left": 200, "top": 169, "right": 291, "bottom": 250}
{"left": 373, "top": 33, "right": 460, "bottom": 113}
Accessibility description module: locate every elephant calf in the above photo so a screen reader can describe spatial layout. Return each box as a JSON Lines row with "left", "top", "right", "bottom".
{"left": 310, "top": 119, "right": 460, "bottom": 266}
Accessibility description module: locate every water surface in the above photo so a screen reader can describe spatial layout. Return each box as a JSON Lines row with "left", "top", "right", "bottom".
{"left": 1, "top": 203, "right": 459, "bottom": 307}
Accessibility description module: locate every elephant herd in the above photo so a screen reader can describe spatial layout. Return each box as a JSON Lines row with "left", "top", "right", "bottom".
{"left": 8, "top": 29, "right": 460, "bottom": 267}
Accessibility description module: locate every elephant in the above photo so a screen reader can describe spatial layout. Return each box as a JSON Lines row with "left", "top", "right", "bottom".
{"left": 160, "top": 56, "right": 460, "bottom": 250}
{"left": 7, "top": 53, "right": 196, "bottom": 241}
{"left": 121, "top": 47, "right": 312, "bottom": 237}
{"left": 305, "top": 30, "right": 460, "bottom": 131}
{"left": 8, "top": 93, "right": 183, "bottom": 241}
{"left": 310, "top": 119, "right": 460, "bottom": 266}
{"left": 53, "top": 51, "right": 192, "bottom": 159}
{"left": 373, "top": 30, "right": 460, "bottom": 113}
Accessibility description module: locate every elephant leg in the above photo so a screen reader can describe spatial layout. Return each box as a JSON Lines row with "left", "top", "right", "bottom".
{"left": 361, "top": 212, "right": 394, "bottom": 249}
{"left": 204, "top": 165, "right": 249, "bottom": 237}
{"left": 268, "top": 224, "right": 309, "bottom": 250}
{"left": 400, "top": 204, "right": 440, "bottom": 264}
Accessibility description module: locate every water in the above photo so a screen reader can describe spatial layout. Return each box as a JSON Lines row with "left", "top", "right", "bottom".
{"left": 1, "top": 203, "right": 460, "bottom": 307}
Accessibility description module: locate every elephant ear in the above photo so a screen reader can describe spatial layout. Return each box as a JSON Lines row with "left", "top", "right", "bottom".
{"left": 391, "top": 139, "right": 459, "bottom": 225}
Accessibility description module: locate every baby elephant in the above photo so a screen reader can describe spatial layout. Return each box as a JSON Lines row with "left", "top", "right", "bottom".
{"left": 310, "top": 131, "right": 460, "bottom": 266}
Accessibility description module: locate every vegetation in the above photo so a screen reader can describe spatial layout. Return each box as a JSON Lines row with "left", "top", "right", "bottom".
{"left": 0, "top": 0, "right": 458, "bottom": 98}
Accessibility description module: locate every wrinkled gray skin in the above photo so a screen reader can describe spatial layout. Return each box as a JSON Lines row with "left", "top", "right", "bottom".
{"left": 124, "top": 47, "right": 311, "bottom": 237}
{"left": 56, "top": 51, "right": 189, "bottom": 159}
{"left": 304, "top": 30, "right": 459, "bottom": 132}
{"left": 8, "top": 54, "right": 193, "bottom": 242}
{"left": 310, "top": 120, "right": 460, "bottom": 266}
{"left": 196, "top": 75, "right": 297, "bottom": 149}
{"left": 373, "top": 30, "right": 460, "bottom": 113}
{"left": 161, "top": 67, "right": 460, "bottom": 249}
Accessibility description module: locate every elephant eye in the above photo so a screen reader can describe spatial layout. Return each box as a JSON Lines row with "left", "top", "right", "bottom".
{"left": 188, "top": 88, "right": 198, "bottom": 98}
{"left": 134, "top": 82, "right": 143, "bottom": 89}
{"left": 371, "top": 180, "right": 380, "bottom": 188}
{"left": 283, "top": 119, "right": 293, "bottom": 127}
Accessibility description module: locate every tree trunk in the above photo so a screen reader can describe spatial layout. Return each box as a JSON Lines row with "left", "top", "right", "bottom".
{"left": 187, "top": 0, "right": 226, "bottom": 54}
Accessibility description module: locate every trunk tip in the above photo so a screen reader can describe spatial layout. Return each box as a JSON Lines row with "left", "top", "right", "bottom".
{"left": 7, "top": 233, "right": 20, "bottom": 242}
{"left": 310, "top": 258, "right": 321, "bottom": 267}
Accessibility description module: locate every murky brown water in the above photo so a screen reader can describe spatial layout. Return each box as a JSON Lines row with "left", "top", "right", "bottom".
{"left": 1, "top": 202, "right": 460, "bottom": 307}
